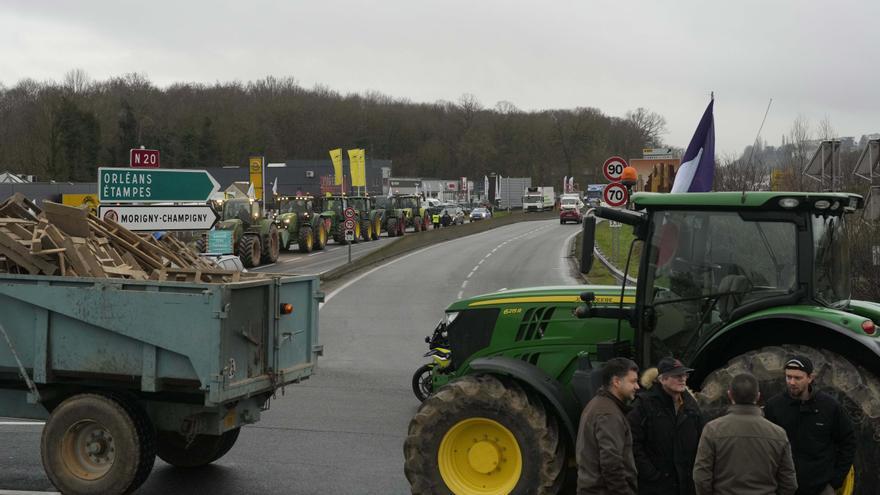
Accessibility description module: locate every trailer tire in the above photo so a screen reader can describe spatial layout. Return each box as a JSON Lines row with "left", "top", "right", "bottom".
{"left": 41, "top": 393, "right": 156, "bottom": 495}
{"left": 156, "top": 428, "right": 241, "bottom": 468}
{"left": 238, "top": 235, "right": 261, "bottom": 268}
{"left": 404, "top": 374, "right": 563, "bottom": 495}
{"left": 697, "top": 344, "right": 880, "bottom": 494}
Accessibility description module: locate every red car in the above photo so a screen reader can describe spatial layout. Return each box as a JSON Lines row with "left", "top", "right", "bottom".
{"left": 559, "top": 206, "right": 583, "bottom": 224}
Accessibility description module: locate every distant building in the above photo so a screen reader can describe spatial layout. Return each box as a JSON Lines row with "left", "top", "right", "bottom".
{"left": 0, "top": 171, "right": 31, "bottom": 184}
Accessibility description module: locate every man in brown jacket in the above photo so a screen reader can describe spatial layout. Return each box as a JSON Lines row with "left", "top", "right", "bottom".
{"left": 577, "top": 357, "right": 640, "bottom": 494}
{"left": 692, "top": 373, "right": 797, "bottom": 495}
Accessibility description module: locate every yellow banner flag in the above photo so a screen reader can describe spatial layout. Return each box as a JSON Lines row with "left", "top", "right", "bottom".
{"left": 349, "top": 149, "right": 366, "bottom": 187}
{"left": 329, "top": 148, "right": 344, "bottom": 185}
{"left": 248, "top": 156, "right": 264, "bottom": 200}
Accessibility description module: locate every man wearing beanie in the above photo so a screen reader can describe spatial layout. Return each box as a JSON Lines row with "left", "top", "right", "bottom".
{"left": 764, "top": 355, "right": 856, "bottom": 495}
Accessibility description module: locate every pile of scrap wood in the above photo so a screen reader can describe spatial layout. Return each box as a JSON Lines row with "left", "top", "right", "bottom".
{"left": 0, "top": 194, "right": 261, "bottom": 283}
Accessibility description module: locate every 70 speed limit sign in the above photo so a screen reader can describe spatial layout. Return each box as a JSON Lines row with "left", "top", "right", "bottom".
{"left": 603, "top": 182, "right": 629, "bottom": 207}
{"left": 603, "top": 156, "right": 628, "bottom": 182}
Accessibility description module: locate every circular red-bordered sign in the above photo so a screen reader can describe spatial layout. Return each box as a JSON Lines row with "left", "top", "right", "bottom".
{"left": 603, "top": 182, "right": 629, "bottom": 207}
{"left": 603, "top": 156, "right": 628, "bottom": 182}
{"left": 343, "top": 207, "right": 356, "bottom": 219}
{"left": 344, "top": 218, "right": 356, "bottom": 229}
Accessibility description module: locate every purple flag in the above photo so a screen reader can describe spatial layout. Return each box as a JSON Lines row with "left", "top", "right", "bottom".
{"left": 671, "top": 98, "right": 715, "bottom": 193}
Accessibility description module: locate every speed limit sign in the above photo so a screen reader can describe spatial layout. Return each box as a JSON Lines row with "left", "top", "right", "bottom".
{"left": 344, "top": 207, "right": 356, "bottom": 219}
{"left": 603, "top": 156, "right": 628, "bottom": 182}
{"left": 603, "top": 182, "right": 629, "bottom": 207}
{"left": 344, "top": 218, "right": 356, "bottom": 230}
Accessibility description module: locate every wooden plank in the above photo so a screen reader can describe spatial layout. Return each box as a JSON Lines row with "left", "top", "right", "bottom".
{"left": 0, "top": 230, "right": 56, "bottom": 274}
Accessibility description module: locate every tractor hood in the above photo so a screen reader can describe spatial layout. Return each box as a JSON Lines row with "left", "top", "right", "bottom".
{"left": 447, "top": 285, "right": 636, "bottom": 311}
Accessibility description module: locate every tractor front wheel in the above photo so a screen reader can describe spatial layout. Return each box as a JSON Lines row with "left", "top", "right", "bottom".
{"left": 372, "top": 217, "right": 382, "bottom": 240}
{"left": 298, "top": 226, "right": 315, "bottom": 253}
{"left": 697, "top": 345, "right": 878, "bottom": 495}
{"left": 260, "top": 224, "right": 280, "bottom": 264}
{"left": 414, "top": 216, "right": 422, "bottom": 232}
{"left": 361, "top": 220, "right": 372, "bottom": 242}
{"left": 386, "top": 218, "right": 398, "bottom": 237}
{"left": 315, "top": 222, "right": 327, "bottom": 250}
{"left": 404, "top": 374, "right": 564, "bottom": 495}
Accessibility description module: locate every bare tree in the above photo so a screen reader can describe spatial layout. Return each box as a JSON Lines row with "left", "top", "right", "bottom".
{"left": 63, "top": 68, "right": 92, "bottom": 95}
{"left": 818, "top": 115, "right": 836, "bottom": 141}
{"left": 625, "top": 107, "right": 667, "bottom": 146}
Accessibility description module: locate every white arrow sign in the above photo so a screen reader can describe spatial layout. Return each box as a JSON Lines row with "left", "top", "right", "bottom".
{"left": 98, "top": 205, "right": 219, "bottom": 231}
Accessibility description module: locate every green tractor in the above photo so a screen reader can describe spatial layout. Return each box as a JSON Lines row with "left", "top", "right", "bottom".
{"left": 346, "top": 195, "right": 383, "bottom": 241}
{"left": 374, "top": 196, "right": 406, "bottom": 237}
{"left": 275, "top": 195, "right": 327, "bottom": 253}
{"left": 197, "top": 197, "right": 280, "bottom": 268}
{"left": 404, "top": 191, "right": 879, "bottom": 495}
{"left": 389, "top": 194, "right": 431, "bottom": 233}
{"left": 319, "top": 194, "right": 374, "bottom": 245}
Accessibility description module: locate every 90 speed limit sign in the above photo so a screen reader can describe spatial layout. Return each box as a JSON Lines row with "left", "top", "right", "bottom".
{"left": 603, "top": 156, "right": 628, "bottom": 182}
{"left": 603, "top": 182, "right": 629, "bottom": 207}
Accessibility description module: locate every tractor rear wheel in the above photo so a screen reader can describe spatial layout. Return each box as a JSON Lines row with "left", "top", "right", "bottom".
{"left": 352, "top": 221, "right": 361, "bottom": 244}
{"left": 414, "top": 216, "right": 422, "bottom": 232}
{"left": 314, "top": 222, "right": 327, "bottom": 250}
{"left": 260, "top": 224, "right": 280, "bottom": 264}
{"left": 335, "top": 223, "right": 348, "bottom": 245}
{"left": 404, "top": 374, "right": 564, "bottom": 495}
{"left": 298, "top": 226, "right": 314, "bottom": 253}
{"left": 238, "top": 235, "right": 261, "bottom": 268}
{"left": 696, "top": 344, "right": 878, "bottom": 495}
{"left": 387, "top": 218, "right": 398, "bottom": 237}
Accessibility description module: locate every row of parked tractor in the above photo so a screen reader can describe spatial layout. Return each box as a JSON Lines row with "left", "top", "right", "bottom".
{"left": 196, "top": 193, "right": 468, "bottom": 268}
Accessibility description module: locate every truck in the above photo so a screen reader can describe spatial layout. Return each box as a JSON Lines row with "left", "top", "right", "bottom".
{"left": 523, "top": 186, "right": 555, "bottom": 212}
{"left": 404, "top": 191, "right": 876, "bottom": 494}
{"left": 0, "top": 271, "right": 322, "bottom": 494}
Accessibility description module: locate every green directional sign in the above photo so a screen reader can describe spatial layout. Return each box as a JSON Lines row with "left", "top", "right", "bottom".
{"left": 98, "top": 167, "right": 221, "bottom": 203}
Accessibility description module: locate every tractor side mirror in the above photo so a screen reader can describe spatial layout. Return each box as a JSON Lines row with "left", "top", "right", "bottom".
{"left": 580, "top": 214, "right": 596, "bottom": 274}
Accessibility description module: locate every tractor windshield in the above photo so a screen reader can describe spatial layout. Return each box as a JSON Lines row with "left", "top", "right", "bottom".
{"left": 324, "top": 199, "right": 343, "bottom": 212}
{"left": 644, "top": 210, "right": 798, "bottom": 359}
{"left": 812, "top": 213, "right": 850, "bottom": 308}
{"left": 280, "top": 199, "right": 311, "bottom": 214}
{"left": 374, "top": 197, "right": 389, "bottom": 209}
{"left": 396, "top": 197, "right": 419, "bottom": 209}
{"left": 222, "top": 201, "right": 252, "bottom": 221}
{"left": 349, "top": 198, "right": 368, "bottom": 212}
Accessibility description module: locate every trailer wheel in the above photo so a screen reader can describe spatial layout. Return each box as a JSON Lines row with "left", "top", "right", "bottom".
{"left": 156, "top": 427, "right": 241, "bottom": 468}
{"left": 297, "top": 226, "right": 314, "bottom": 253}
{"left": 404, "top": 374, "right": 563, "bottom": 495}
{"left": 697, "top": 345, "right": 880, "bottom": 495}
{"left": 41, "top": 393, "right": 156, "bottom": 495}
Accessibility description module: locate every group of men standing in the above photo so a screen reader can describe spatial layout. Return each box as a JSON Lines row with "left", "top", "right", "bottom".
{"left": 576, "top": 355, "right": 856, "bottom": 495}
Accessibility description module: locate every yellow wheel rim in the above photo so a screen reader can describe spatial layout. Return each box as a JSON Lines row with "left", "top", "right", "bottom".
{"left": 838, "top": 466, "right": 855, "bottom": 495}
{"left": 355, "top": 222, "right": 361, "bottom": 238}
{"left": 438, "top": 418, "right": 522, "bottom": 495}
{"left": 319, "top": 226, "right": 327, "bottom": 245}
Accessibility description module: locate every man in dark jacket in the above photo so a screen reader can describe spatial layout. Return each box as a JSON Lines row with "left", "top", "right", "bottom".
{"left": 628, "top": 357, "right": 703, "bottom": 495}
{"left": 577, "top": 357, "right": 640, "bottom": 495}
{"left": 693, "top": 372, "right": 797, "bottom": 494}
{"left": 764, "top": 355, "right": 856, "bottom": 495}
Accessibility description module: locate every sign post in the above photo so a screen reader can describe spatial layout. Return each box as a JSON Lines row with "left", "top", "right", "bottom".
{"left": 98, "top": 168, "right": 220, "bottom": 203}
{"left": 344, "top": 207, "right": 356, "bottom": 262}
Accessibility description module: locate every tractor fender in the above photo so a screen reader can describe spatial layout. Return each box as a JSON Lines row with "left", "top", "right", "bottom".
{"left": 691, "top": 306, "right": 880, "bottom": 384}
{"left": 469, "top": 356, "right": 581, "bottom": 443}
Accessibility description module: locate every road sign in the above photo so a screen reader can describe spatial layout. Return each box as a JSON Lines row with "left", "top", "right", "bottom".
{"left": 603, "top": 156, "right": 628, "bottom": 182}
{"left": 603, "top": 182, "right": 628, "bottom": 207}
{"left": 344, "top": 230, "right": 355, "bottom": 241}
{"left": 207, "top": 230, "right": 234, "bottom": 255}
{"left": 98, "top": 205, "right": 219, "bottom": 231}
{"left": 130, "top": 148, "right": 160, "bottom": 168}
{"left": 344, "top": 218, "right": 356, "bottom": 230}
{"left": 344, "top": 207, "right": 356, "bottom": 219}
{"left": 98, "top": 167, "right": 220, "bottom": 203}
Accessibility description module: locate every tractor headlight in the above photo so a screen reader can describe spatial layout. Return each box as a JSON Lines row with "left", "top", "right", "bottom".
{"left": 284, "top": 218, "right": 291, "bottom": 225}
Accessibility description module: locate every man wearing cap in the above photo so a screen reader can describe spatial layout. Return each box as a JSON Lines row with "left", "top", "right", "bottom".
{"left": 628, "top": 357, "right": 703, "bottom": 495}
{"left": 764, "top": 355, "right": 855, "bottom": 495}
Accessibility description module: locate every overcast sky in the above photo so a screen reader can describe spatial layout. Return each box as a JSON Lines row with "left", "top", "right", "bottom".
{"left": 1, "top": 0, "right": 877, "bottom": 157}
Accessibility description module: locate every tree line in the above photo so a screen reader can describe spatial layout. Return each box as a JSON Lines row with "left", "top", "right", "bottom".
{"left": 0, "top": 70, "right": 664, "bottom": 186}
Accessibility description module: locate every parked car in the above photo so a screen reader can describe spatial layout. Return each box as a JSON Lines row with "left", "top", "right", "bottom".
{"left": 470, "top": 207, "right": 491, "bottom": 221}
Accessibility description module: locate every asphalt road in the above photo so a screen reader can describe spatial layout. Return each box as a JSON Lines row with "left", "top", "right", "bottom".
{"left": 251, "top": 231, "right": 399, "bottom": 276}
{"left": 0, "top": 219, "right": 584, "bottom": 494}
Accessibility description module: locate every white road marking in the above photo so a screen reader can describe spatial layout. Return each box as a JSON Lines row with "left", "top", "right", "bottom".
{"left": 478, "top": 259, "right": 484, "bottom": 265}
{"left": 283, "top": 257, "right": 304, "bottom": 263}
{"left": 0, "top": 490, "right": 59, "bottom": 495}
{"left": 467, "top": 270, "right": 475, "bottom": 279}
{"left": 460, "top": 280, "right": 468, "bottom": 288}
{"left": 0, "top": 421, "right": 44, "bottom": 425}
{"left": 484, "top": 253, "right": 492, "bottom": 258}
{"left": 308, "top": 252, "right": 323, "bottom": 257}
{"left": 457, "top": 290, "right": 463, "bottom": 299}
{"left": 259, "top": 263, "right": 276, "bottom": 269}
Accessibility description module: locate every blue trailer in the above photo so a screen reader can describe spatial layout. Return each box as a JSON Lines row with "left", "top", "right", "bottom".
{"left": 0, "top": 272, "right": 322, "bottom": 494}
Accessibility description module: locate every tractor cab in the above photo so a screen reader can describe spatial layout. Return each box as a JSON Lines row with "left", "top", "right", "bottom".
{"left": 580, "top": 192, "right": 864, "bottom": 376}
{"left": 220, "top": 198, "right": 260, "bottom": 227}
{"left": 277, "top": 196, "right": 316, "bottom": 215}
